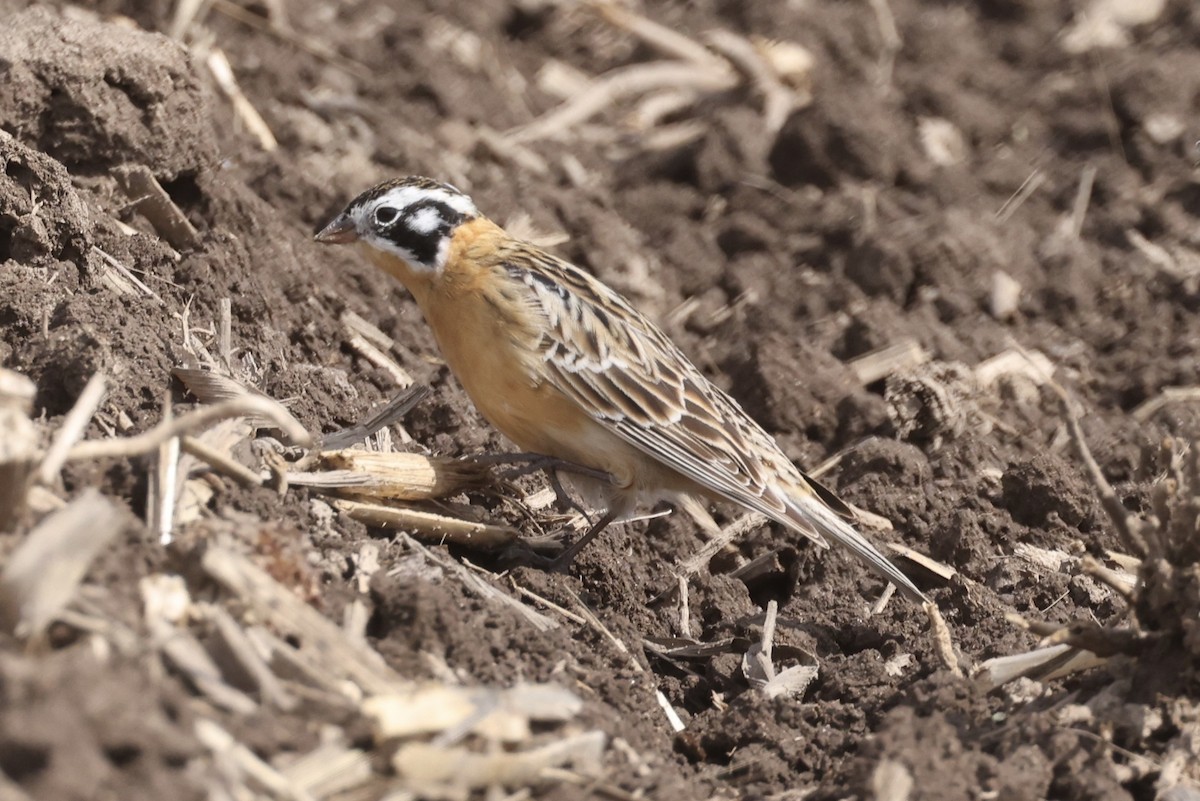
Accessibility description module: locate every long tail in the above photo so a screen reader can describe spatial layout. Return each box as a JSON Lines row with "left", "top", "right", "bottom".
{"left": 781, "top": 488, "right": 928, "bottom": 604}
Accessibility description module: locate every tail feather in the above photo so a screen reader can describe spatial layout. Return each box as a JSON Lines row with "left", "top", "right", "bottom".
{"left": 781, "top": 491, "right": 928, "bottom": 604}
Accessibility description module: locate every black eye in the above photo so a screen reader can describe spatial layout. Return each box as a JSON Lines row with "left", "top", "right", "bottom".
{"left": 374, "top": 206, "right": 399, "bottom": 225}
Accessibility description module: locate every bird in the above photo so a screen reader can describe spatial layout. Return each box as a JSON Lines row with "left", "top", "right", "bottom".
{"left": 315, "top": 176, "right": 927, "bottom": 603}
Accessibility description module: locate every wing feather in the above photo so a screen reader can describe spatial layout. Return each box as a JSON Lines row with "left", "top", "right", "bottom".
{"left": 508, "top": 252, "right": 798, "bottom": 508}
{"left": 500, "top": 247, "right": 926, "bottom": 602}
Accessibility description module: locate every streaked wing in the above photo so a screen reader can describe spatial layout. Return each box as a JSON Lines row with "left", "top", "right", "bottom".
{"left": 500, "top": 246, "right": 830, "bottom": 541}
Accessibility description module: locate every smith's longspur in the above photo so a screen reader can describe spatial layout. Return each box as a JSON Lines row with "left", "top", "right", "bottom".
{"left": 316, "top": 176, "right": 926, "bottom": 603}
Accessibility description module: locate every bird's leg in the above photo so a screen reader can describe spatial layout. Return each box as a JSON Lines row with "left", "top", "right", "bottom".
{"left": 473, "top": 452, "right": 618, "bottom": 569}
{"left": 548, "top": 508, "right": 619, "bottom": 572}
{"left": 549, "top": 469, "right": 593, "bottom": 521}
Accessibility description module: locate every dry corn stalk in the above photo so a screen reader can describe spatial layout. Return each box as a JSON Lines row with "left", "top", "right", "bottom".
{"left": 304, "top": 451, "right": 491, "bottom": 501}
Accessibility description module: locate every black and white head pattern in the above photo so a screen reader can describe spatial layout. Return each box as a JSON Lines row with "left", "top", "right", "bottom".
{"left": 346, "top": 177, "right": 479, "bottom": 271}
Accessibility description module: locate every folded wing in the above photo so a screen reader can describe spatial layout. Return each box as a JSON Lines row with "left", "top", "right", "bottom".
{"left": 504, "top": 251, "right": 927, "bottom": 603}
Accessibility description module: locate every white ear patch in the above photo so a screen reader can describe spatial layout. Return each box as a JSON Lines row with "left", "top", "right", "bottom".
{"left": 408, "top": 205, "right": 441, "bottom": 235}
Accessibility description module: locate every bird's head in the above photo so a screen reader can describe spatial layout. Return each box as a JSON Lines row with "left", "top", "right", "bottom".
{"left": 314, "top": 176, "right": 479, "bottom": 273}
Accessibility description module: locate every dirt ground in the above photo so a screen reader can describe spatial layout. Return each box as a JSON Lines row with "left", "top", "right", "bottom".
{"left": 2, "top": 0, "right": 1199, "bottom": 798}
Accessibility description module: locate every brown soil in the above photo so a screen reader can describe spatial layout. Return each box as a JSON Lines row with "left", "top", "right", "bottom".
{"left": 2, "top": 0, "right": 1199, "bottom": 798}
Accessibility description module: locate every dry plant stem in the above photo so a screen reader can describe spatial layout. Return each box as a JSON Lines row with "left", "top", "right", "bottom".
{"left": 973, "top": 644, "right": 1107, "bottom": 689}
{"left": 509, "top": 62, "right": 735, "bottom": 144}
{"left": 206, "top": 48, "right": 278, "bottom": 152}
{"left": 157, "top": 623, "right": 258, "bottom": 714}
{"left": 153, "top": 394, "right": 180, "bottom": 546}
{"left": 1011, "top": 338, "right": 1151, "bottom": 556}
{"left": 747, "top": 599, "right": 779, "bottom": 685}
{"left": 218, "top": 297, "right": 232, "bottom": 373}
{"left": 37, "top": 372, "right": 107, "bottom": 485}
{"left": 339, "top": 310, "right": 395, "bottom": 353}
{"left": 561, "top": 586, "right": 644, "bottom": 673}
{"left": 995, "top": 168, "right": 1046, "bottom": 222}
{"left": 1131, "top": 387, "right": 1200, "bottom": 422}
{"left": 538, "top": 768, "right": 642, "bottom": 801}
{"left": 871, "top": 583, "right": 896, "bottom": 616}
{"left": 280, "top": 742, "right": 372, "bottom": 800}
{"left": 887, "top": 542, "right": 957, "bottom": 582}
{"left": 702, "top": 29, "right": 795, "bottom": 133}
{"left": 92, "top": 246, "right": 163, "bottom": 303}
{"left": 0, "top": 490, "right": 125, "bottom": 638}
{"left": 114, "top": 165, "right": 200, "bottom": 250}
{"left": 583, "top": 0, "right": 731, "bottom": 72}
{"left": 1081, "top": 555, "right": 1137, "bottom": 603}
{"left": 0, "top": 372, "right": 38, "bottom": 532}
{"left": 209, "top": 0, "right": 371, "bottom": 80}
{"left": 726, "top": 550, "right": 783, "bottom": 584}
{"left": 205, "top": 603, "right": 296, "bottom": 710}
{"left": 866, "top": 0, "right": 901, "bottom": 83}
{"left": 194, "top": 719, "right": 313, "bottom": 801}
{"left": 677, "top": 512, "right": 768, "bottom": 577}
{"left": 397, "top": 534, "right": 558, "bottom": 632}
{"left": 1060, "top": 395, "right": 1149, "bottom": 556}
{"left": 509, "top": 580, "right": 587, "bottom": 625}
{"left": 167, "top": 0, "right": 212, "bottom": 39}
{"left": 334, "top": 499, "right": 519, "bottom": 548}
{"left": 678, "top": 575, "right": 691, "bottom": 638}
{"left": 1040, "top": 621, "right": 1144, "bottom": 657}
{"left": 925, "top": 602, "right": 963, "bottom": 677}
{"left": 655, "top": 689, "right": 686, "bottom": 732}
{"left": 1069, "top": 164, "right": 1097, "bottom": 238}
{"left": 306, "top": 450, "right": 490, "bottom": 501}
{"left": 68, "top": 395, "right": 313, "bottom": 461}
{"left": 848, "top": 340, "right": 929, "bottom": 385}
{"left": 345, "top": 333, "right": 412, "bottom": 388}
{"left": 201, "top": 546, "right": 404, "bottom": 695}
{"left": 180, "top": 435, "right": 263, "bottom": 487}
